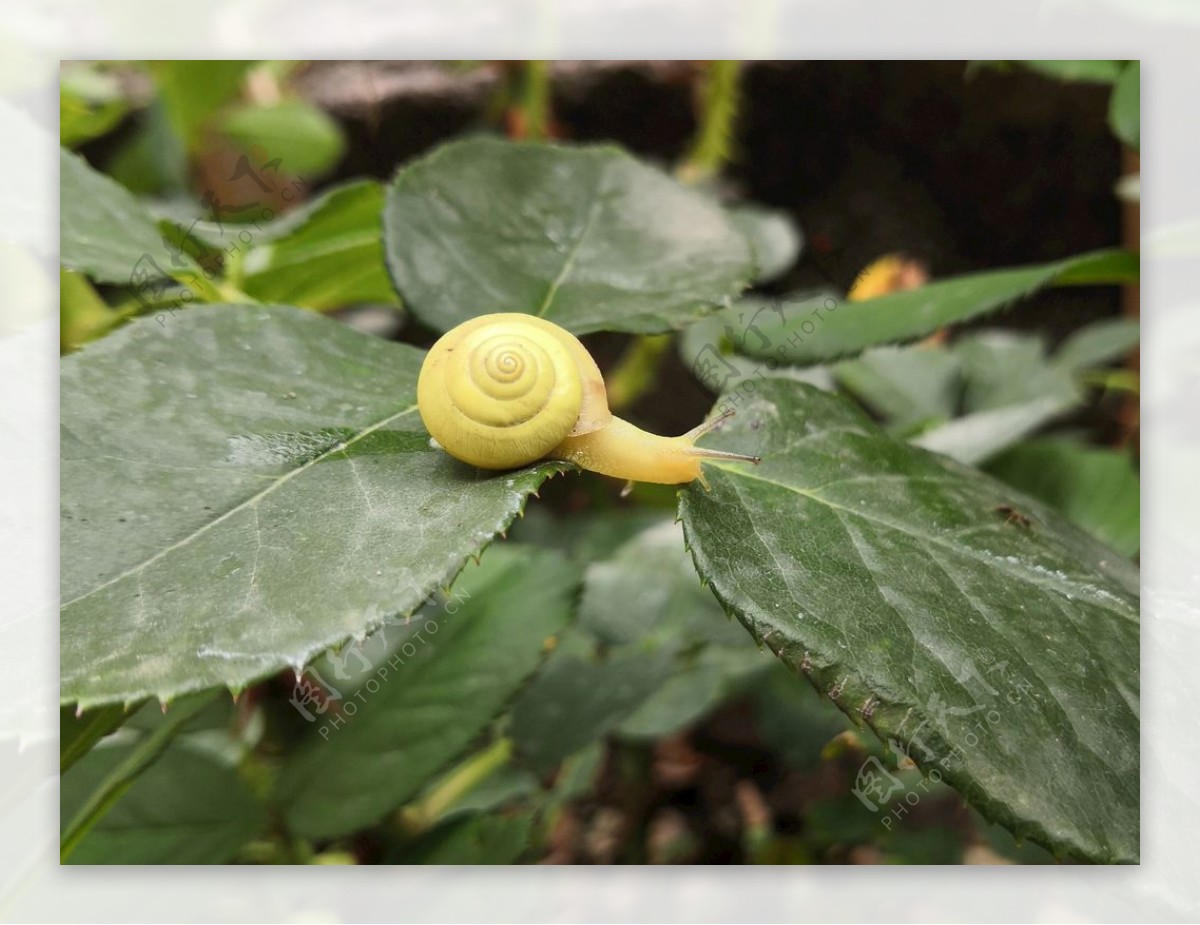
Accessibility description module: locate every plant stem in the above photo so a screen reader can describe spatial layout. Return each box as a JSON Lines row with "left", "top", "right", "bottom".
{"left": 678, "top": 60, "right": 742, "bottom": 183}
{"left": 605, "top": 334, "right": 672, "bottom": 412}
{"left": 398, "top": 737, "right": 514, "bottom": 832}
{"left": 60, "top": 691, "right": 219, "bottom": 862}
{"left": 520, "top": 60, "right": 551, "bottom": 141}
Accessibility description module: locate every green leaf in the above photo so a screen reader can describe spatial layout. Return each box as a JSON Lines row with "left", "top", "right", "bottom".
{"left": 216, "top": 99, "right": 346, "bottom": 177}
{"left": 60, "top": 267, "right": 121, "bottom": 352}
{"left": 750, "top": 665, "right": 855, "bottom": 770}
{"left": 679, "top": 378, "right": 1139, "bottom": 863}
{"left": 1054, "top": 317, "right": 1140, "bottom": 372}
{"left": 60, "top": 691, "right": 222, "bottom": 860}
{"left": 882, "top": 823, "right": 966, "bottom": 864}
{"left": 277, "top": 546, "right": 576, "bottom": 838}
{"left": 60, "top": 147, "right": 218, "bottom": 306}
{"left": 833, "top": 344, "right": 960, "bottom": 429}
{"left": 616, "top": 645, "right": 769, "bottom": 739}
{"left": 829, "top": 330, "right": 1089, "bottom": 467}
{"left": 61, "top": 306, "right": 564, "bottom": 708}
{"left": 515, "top": 519, "right": 771, "bottom": 751}
{"left": 1079, "top": 367, "right": 1139, "bottom": 395}
{"left": 678, "top": 296, "right": 836, "bottom": 395}
{"left": 577, "top": 520, "right": 751, "bottom": 651}
{"left": 506, "top": 506, "right": 669, "bottom": 565}
{"left": 987, "top": 438, "right": 1140, "bottom": 557}
{"left": 60, "top": 147, "right": 179, "bottom": 286}
{"left": 910, "top": 330, "right": 1083, "bottom": 465}
{"left": 550, "top": 742, "right": 605, "bottom": 805}
{"left": 728, "top": 204, "right": 803, "bottom": 283}
{"left": 390, "top": 812, "right": 533, "bottom": 864}
{"left": 104, "top": 101, "right": 189, "bottom": 195}
{"left": 151, "top": 60, "right": 256, "bottom": 151}
{"left": 439, "top": 764, "right": 539, "bottom": 818}
{"left": 976, "top": 809, "right": 1058, "bottom": 863}
{"left": 237, "top": 180, "right": 398, "bottom": 310}
{"left": 383, "top": 137, "right": 754, "bottom": 334}
{"left": 404, "top": 740, "right": 538, "bottom": 826}
{"left": 511, "top": 646, "right": 673, "bottom": 772}
{"left": 60, "top": 66, "right": 130, "bottom": 147}
{"left": 955, "top": 330, "right": 1080, "bottom": 412}
{"left": 911, "top": 395, "right": 1076, "bottom": 466}
{"left": 60, "top": 703, "right": 135, "bottom": 774}
{"left": 1109, "top": 62, "right": 1140, "bottom": 149}
{"left": 742, "top": 250, "right": 1139, "bottom": 364}
{"left": 62, "top": 734, "right": 265, "bottom": 864}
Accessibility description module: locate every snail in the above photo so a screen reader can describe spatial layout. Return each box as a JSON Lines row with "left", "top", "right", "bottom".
{"left": 417, "top": 313, "right": 760, "bottom": 488}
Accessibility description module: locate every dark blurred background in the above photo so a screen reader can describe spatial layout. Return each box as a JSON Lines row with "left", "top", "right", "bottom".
{"left": 290, "top": 60, "right": 1121, "bottom": 323}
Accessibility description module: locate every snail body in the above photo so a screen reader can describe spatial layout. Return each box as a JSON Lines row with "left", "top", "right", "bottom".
{"left": 417, "top": 313, "right": 759, "bottom": 486}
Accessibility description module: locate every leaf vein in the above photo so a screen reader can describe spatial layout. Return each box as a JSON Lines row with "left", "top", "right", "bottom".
{"left": 61, "top": 403, "right": 420, "bottom": 611}
{"left": 535, "top": 167, "right": 606, "bottom": 318}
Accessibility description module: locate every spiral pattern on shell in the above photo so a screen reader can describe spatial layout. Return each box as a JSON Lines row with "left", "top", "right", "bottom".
{"left": 418, "top": 313, "right": 609, "bottom": 470}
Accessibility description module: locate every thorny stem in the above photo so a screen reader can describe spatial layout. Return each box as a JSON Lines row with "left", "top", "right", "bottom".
{"left": 678, "top": 60, "right": 742, "bottom": 184}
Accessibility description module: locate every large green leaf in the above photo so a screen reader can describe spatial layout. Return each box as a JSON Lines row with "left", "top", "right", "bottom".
{"left": 742, "top": 250, "right": 1138, "bottom": 364}
{"left": 237, "top": 180, "right": 398, "bottom": 310}
{"left": 383, "top": 137, "right": 754, "bottom": 334}
{"left": 61, "top": 736, "right": 265, "bottom": 864}
{"left": 987, "top": 438, "right": 1140, "bottom": 557}
{"left": 278, "top": 546, "right": 577, "bottom": 838}
{"left": 61, "top": 306, "right": 564, "bottom": 708}
{"left": 679, "top": 378, "right": 1139, "bottom": 863}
